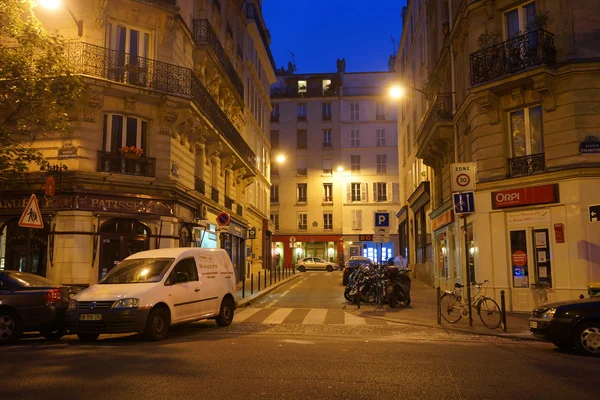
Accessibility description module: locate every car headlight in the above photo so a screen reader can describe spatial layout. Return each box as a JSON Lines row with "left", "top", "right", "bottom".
{"left": 112, "top": 298, "right": 140, "bottom": 309}
{"left": 542, "top": 308, "right": 556, "bottom": 319}
{"left": 68, "top": 299, "right": 78, "bottom": 310}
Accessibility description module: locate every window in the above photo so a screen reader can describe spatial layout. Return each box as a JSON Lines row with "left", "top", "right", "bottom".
{"left": 376, "top": 129, "right": 386, "bottom": 147}
{"left": 322, "top": 103, "right": 332, "bottom": 120}
{"left": 270, "top": 214, "right": 279, "bottom": 231}
{"left": 322, "top": 79, "right": 331, "bottom": 94}
{"left": 510, "top": 105, "right": 543, "bottom": 157}
{"left": 297, "top": 103, "right": 307, "bottom": 121}
{"left": 505, "top": 2, "right": 536, "bottom": 38}
{"left": 322, "top": 129, "right": 332, "bottom": 147}
{"left": 373, "top": 182, "right": 388, "bottom": 202}
{"left": 323, "top": 183, "right": 333, "bottom": 202}
{"left": 271, "top": 104, "right": 279, "bottom": 122}
{"left": 297, "top": 184, "right": 307, "bottom": 203}
{"left": 167, "top": 258, "right": 198, "bottom": 285}
{"left": 350, "top": 103, "right": 360, "bottom": 121}
{"left": 298, "top": 80, "right": 307, "bottom": 93}
{"left": 107, "top": 23, "right": 151, "bottom": 86}
{"left": 297, "top": 213, "right": 307, "bottom": 230}
{"left": 350, "top": 129, "right": 360, "bottom": 147}
{"left": 297, "top": 129, "right": 307, "bottom": 149}
{"left": 270, "top": 185, "right": 279, "bottom": 203}
{"left": 102, "top": 114, "right": 147, "bottom": 153}
{"left": 377, "top": 154, "right": 387, "bottom": 174}
{"left": 349, "top": 182, "right": 367, "bottom": 202}
{"left": 271, "top": 130, "right": 279, "bottom": 149}
{"left": 297, "top": 157, "right": 307, "bottom": 175}
{"left": 352, "top": 210, "right": 363, "bottom": 230}
{"left": 322, "top": 158, "right": 332, "bottom": 175}
{"left": 376, "top": 103, "right": 386, "bottom": 120}
{"left": 323, "top": 213, "right": 333, "bottom": 230}
{"left": 350, "top": 155, "right": 360, "bottom": 173}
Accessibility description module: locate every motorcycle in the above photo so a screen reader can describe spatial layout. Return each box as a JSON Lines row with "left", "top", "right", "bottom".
{"left": 385, "top": 267, "right": 412, "bottom": 308}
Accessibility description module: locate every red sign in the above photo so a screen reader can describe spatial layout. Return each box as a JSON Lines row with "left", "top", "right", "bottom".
{"left": 512, "top": 250, "right": 527, "bottom": 267}
{"left": 44, "top": 176, "right": 56, "bottom": 197}
{"left": 18, "top": 194, "right": 44, "bottom": 229}
{"left": 492, "top": 184, "right": 558, "bottom": 209}
{"left": 554, "top": 223, "right": 565, "bottom": 243}
{"left": 216, "top": 211, "right": 231, "bottom": 226}
{"left": 359, "top": 234, "right": 373, "bottom": 241}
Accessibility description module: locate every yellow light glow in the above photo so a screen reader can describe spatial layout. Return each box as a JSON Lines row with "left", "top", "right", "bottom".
{"left": 348, "top": 241, "right": 353, "bottom": 245}
{"left": 337, "top": 166, "right": 344, "bottom": 172}
{"left": 39, "top": 0, "right": 61, "bottom": 9}
{"left": 389, "top": 86, "right": 405, "bottom": 99}
{"left": 276, "top": 154, "right": 286, "bottom": 163}
{"left": 140, "top": 269, "right": 149, "bottom": 276}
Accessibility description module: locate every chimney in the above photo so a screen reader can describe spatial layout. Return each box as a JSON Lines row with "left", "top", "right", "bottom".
{"left": 336, "top": 58, "right": 346, "bottom": 73}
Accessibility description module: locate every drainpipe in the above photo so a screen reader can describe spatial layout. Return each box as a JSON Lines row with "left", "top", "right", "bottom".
{"left": 449, "top": 0, "right": 458, "bottom": 164}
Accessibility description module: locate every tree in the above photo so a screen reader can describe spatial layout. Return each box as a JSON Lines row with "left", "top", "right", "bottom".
{"left": 0, "top": 0, "right": 82, "bottom": 183}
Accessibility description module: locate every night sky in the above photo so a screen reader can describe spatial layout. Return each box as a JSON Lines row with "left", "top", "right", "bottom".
{"left": 262, "top": 0, "right": 407, "bottom": 74}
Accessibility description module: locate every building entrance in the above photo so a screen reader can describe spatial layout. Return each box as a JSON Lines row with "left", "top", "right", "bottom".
{"left": 98, "top": 219, "right": 150, "bottom": 280}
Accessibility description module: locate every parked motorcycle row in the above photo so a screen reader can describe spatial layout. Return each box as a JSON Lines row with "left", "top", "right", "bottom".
{"left": 343, "top": 262, "right": 412, "bottom": 308}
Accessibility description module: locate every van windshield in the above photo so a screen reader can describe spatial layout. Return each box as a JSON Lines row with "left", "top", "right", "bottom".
{"left": 100, "top": 258, "right": 174, "bottom": 284}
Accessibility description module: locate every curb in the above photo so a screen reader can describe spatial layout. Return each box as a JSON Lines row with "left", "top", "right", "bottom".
{"left": 237, "top": 274, "right": 301, "bottom": 307}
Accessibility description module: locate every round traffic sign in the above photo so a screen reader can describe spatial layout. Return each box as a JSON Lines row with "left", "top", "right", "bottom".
{"left": 456, "top": 173, "right": 471, "bottom": 188}
{"left": 216, "top": 211, "right": 231, "bottom": 226}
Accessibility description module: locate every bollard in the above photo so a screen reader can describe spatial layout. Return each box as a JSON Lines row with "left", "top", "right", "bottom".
{"left": 293, "top": 265, "right": 295, "bottom": 275}
{"left": 264, "top": 269, "right": 267, "bottom": 288}
{"left": 437, "top": 286, "right": 442, "bottom": 325}
{"left": 500, "top": 290, "right": 507, "bottom": 332}
{"left": 355, "top": 288, "right": 361, "bottom": 309}
{"left": 250, "top": 273, "right": 254, "bottom": 295}
{"left": 278, "top": 267, "right": 281, "bottom": 282}
{"left": 270, "top": 268, "right": 273, "bottom": 286}
{"left": 258, "top": 271, "right": 261, "bottom": 291}
{"left": 242, "top": 275, "right": 245, "bottom": 299}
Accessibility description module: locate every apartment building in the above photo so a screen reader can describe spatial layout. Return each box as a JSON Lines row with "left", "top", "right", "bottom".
{"left": 270, "top": 59, "right": 400, "bottom": 268}
{"left": 397, "top": 0, "right": 600, "bottom": 311}
{"left": 0, "top": 0, "right": 275, "bottom": 285}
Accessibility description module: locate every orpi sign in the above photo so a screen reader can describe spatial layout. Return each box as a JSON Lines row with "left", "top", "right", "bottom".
{"left": 450, "top": 162, "right": 476, "bottom": 192}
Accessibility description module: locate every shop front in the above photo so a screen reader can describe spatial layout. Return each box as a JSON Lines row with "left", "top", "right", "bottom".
{"left": 431, "top": 205, "right": 458, "bottom": 290}
{"left": 219, "top": 220, "right": 246, "bottom": 282}
{"left": 408, "top": 181, "right": 433, "bottom": 285}
{"left": 272, "top": 235, "right": 343, "bottom": 268}
{"left": 396, "top": 206, "right": 409, "bottom": 260}
{"left": 344, "top": 234, "right": 397, "bottom": 265}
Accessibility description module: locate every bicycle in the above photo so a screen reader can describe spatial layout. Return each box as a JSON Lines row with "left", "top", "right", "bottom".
{"left": 439, "top": 280, "right": 502, "bottom": 329}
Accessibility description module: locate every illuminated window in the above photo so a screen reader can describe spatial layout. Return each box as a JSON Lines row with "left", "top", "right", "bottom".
{"left": 298, "top": 80, "right": 307, "bottom": 93}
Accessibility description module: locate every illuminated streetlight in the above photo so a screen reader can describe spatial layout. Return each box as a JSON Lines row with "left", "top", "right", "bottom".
{"left": 389, "top": 85, "right": 405, "bottom": 99}
{"left": 38, "top": 0, "right": 83, "bottom": 37}
{"left": 39, "top": 0, "right": 60, "bottom": 9}
{"left": 336, "top": 166, "right": 344, "bottom": 172}
{"left": 276, "top": 154, "right": 286, "bottom": 164}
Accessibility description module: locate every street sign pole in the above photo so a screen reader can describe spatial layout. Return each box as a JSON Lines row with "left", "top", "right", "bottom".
{"left": 26, "top": 228, "right": 31, "bottom": 273}
{"left": 463, "top": 215, "right": 473, "bottom": 327}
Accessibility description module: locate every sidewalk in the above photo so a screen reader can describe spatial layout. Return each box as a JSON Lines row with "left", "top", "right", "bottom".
{"left": 235, "top": 270, "right": 300, "bottom": 307}
{"left": 346, "top": 279, "right": 537, "bottom": 340}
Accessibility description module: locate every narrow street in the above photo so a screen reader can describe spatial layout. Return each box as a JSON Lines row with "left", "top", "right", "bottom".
{"left": 2, "top": 272, "right": 599, "bottom": 400}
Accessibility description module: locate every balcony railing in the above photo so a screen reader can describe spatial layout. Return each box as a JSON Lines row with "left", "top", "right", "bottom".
{"left": 297, "top": 197, "right": 307, "bottom": 203}
{"left": 508, "top": 153, "right": 546, "bottom": 177}
{"left": 225, "top": 196, "right": 233, "bottom": 210}
{"left": 194, "top": 177, "right": 206, "bottom": 195}
{"left": 97, "top": 151, "right": 156, "bottom": 177}
{"left": 298, "top": 225, "right": 307, "bottom": 230}
{"left": 192, "top": 19, "right": 243, "bottom": 98}
{"left": 245, "top": 3, "right": 276, "bottom": 70}
{"left": 470, "top": 29, "right": 556, "bottom": 86}
{"left": 211, "top": 187, "right": 220, "bottom": 203}
{"left": 323, "top": 197, "right": 333, "bottom": 203}
{"left": 416, "top": 93, "right": 453, "bottom": 147}
{"left": 322, "top": 142, "right": 332, "bottom": 148}
{"left": 236, "top": 204, "right": 243, "bottom": 217}
{"left": 297, "top": 168, "right": 307, "bottom": 176}
{"left": 322, "top": 114, "right": 332, "bottom": 121}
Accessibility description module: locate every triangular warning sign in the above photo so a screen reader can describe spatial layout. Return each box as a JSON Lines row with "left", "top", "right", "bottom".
{"left": 18, "top": 194, "right": 44, "bottom": 229}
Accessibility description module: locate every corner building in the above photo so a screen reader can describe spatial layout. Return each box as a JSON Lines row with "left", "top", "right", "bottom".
{"left": 0, "top": 0, "right": 275, "bottom": 285}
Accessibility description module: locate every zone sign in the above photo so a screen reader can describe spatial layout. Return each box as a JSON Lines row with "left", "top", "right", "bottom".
{"left": 450, "top": 162, "right": 477, "bottom": 192}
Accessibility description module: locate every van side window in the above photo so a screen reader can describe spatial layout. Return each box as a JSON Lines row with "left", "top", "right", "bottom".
{"left": 168, "top": 258, "right": 199, "bottom": 284}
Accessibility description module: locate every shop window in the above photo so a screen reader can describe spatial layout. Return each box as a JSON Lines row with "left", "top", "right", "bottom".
{"left": 510, "top": 228, "right": 552, "bottom": 288}
{"left": 510, "top": 105, "right": 543, "bottom": 157}
{"left": 437, "top": 232, "right": 449, "bottom": 279}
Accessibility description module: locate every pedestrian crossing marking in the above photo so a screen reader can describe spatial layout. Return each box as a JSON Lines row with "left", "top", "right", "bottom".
{"left": 233, "top": 307, "right": 391, "bottom": 326}
{"left": 344, "top": 312, "right": 367, "bottom": 325}
{"left": 303, "top": 308, "right": 327, "bottom": 325}
{"left": 233, "top": 307, "right": 262, "bottom": 323}
{"left": 261, "top": 308, "right": 294, "bottom": 324}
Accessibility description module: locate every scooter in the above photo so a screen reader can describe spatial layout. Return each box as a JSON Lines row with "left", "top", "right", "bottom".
{"left": 386, "top": 268, "right": 412, "bottom": 308}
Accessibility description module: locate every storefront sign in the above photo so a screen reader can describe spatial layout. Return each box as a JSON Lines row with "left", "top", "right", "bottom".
{"left": 492, "top": 184, "right": 558, "bottom": 209}
{"left": 0, "top": 194, "right": 72, "bottom": 213}
{"left": 507, "top": 209, "right": 550, "bottom": 225}
{"left": 432, "top": 208, "right": 454, "bottom": 231}
{"left": 359, "top": 234, "right": 373, "bottom": 241}
{"left": 554, "top": 223, "right": 565, "bottom": 243}
{"left": 58, "top": 144, "right": 77, "bottom": 159}
{"left": 580, "top": 136, "right": 600, "bottom": 154}
{"left": 75, "top": 195, "right": 174, "bottom": 215}
{"left": 512, "top": 250, "right": 527, "bottom": 267}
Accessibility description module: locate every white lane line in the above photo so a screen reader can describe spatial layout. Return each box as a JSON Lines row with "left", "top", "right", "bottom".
{"left": 262, "top": 308, "right": 294, "bottom": 324}
{"left": 265, "top": 299, "right": 279, "bottom": 308}
{"left": 233, "top": 308, "right": 262, "bottom": 323}
{"left": 280, "top": 290, "right": 290, "bottom": 297}
{"left": 310, "top": 273, "right": 317, "bottom": 276}
{"left": 302, "top": 309, "right": 327, "bottom": 325}
{"left": 344, "top": 312, "right": 367, "bottom": 325}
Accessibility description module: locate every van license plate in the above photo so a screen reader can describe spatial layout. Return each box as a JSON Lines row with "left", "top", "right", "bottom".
{"left": 529, "top": 321, "right": 538, "bottom": 329}
{"left": 80, "top": 314, "right": 102, "bottom": 321}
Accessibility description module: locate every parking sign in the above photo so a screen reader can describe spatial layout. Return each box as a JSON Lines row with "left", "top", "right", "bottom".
{"left": 374, "top": 212, "right": 390, "bottom": 227}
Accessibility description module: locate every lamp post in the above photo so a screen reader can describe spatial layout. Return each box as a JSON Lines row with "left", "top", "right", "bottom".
{"left": 39, "top": 0, "right": 83, "bottom": 37}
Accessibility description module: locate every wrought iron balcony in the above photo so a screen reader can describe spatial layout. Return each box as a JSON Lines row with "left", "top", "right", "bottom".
{"left": 470, "top": 29, "right": 556, "bottom": 86}
{"left": 194, "top": 177, "right": 206, "bottom": 195}
{"left": 323, "top": 196, "right": 333, "bottom": 203}
{"left": 69, "top": 42, "right": 192, "bottom": 97}
{"left": 97, "top": 151, "right": 156, "bottom": 177}
{"left": 245, "top": 3, "right": 276, "bottom": 70}
{"left": 416, "top": 93, "right": 453, "bottom": 148}
{"left": 297, "top": 197, "right": 307, "bottom": 203}
{"left": 192, "top": 19, "right": 243, "bottom": 98}
{"left": 225, "top": 196, "right": 233, "bottom": 210}
{"left": 211, "top": 187, "right": 219, "bottom": 203}
{"left": 298, "top": 225, "right": 307, "bottom": 230}
{"left": 508, "top": 153, "right": 546, "bottom": 177}
{"left": 236, "top": 204, "right": 243, "bottom": 217}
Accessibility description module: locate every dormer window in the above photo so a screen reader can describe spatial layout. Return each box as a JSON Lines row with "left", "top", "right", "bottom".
{"left": 322, "top": 79, "right": 331, "bottom": 94}
{"left": 298, "top": 80, "right": 307, "bottom": 93}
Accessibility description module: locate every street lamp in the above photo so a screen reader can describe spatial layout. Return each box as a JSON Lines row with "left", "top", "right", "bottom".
{"left": 276, "top": 154, "right": 286, "bottom": 164}
{"left": 38, "top": 0, "right": 83, "bottom": 37}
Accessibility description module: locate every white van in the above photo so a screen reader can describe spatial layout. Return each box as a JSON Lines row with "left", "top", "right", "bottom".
{"left": 66, "top": 248, "right": 237, "bottom": 341}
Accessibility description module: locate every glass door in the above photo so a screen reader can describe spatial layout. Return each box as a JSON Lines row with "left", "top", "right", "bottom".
{"left": 509, "top": 227, "right": 552, "bottom": 289}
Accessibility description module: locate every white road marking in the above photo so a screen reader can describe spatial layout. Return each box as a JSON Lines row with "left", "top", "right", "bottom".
{"left": 344, "top": 312, "right": 367, "bottom": 325}
{"left": 265, "top": 299, "right": 279, "bottom": 308}
{"left": 262, "top": 308, "right": 294, "bottom": 324}
{"left": 302, "top": 309, "right": 327, "bottom": 325}
{"left": 280, "top": 290, "right": 290, "bottom": 297}
{"left": 233, "top": 308, "right": 262, "bottom": 323}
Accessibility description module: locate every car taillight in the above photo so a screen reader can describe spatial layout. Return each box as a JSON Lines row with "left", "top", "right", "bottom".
{"left": 45, "top": 287, "right": 62, "bottom": 304}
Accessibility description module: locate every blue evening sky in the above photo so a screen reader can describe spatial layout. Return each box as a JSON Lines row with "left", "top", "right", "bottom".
{"left": 262, "top": 0, "right": 407, "bottom": 74}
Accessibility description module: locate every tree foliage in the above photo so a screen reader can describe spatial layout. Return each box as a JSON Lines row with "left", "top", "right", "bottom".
{"left": 0, "top": 0, "right": 82, "bottom": 181}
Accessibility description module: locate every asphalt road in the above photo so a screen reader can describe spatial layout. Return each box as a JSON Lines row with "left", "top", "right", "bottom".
{"left": 2, "top": 272, "right": 599, "bottom": 400}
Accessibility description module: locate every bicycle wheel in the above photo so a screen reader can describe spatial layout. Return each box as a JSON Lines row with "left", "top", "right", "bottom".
{"left": 477, "top": 297, "right": 502, "bottom": 329}
{"left": 439, "top": 293, "right": 462, "bottom": 323}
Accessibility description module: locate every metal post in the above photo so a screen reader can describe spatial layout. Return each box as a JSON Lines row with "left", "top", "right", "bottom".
{"left": 264, "top": 269, "right": 267, "bottom": 288}
{"left": 464, "top": 215, "right": 473, "bottom": 327}
{"left": 270, "top": 268, "right": 273, "bottom": 286}
{"left": 26, "top": 228, "right": 32, "bottom": 273}
{"left": 278, "top": 266, "right": 281, "bottom": 282}
{"left": 258, "top": 271, "right": 261, "bottom": 291}
{"left": 250, "top": 273, "right": 254, "bottom": 295}
{"left": 242, "top": 275, "right": 245, "bottom": 298}
{"left": 437, "top": 286, "right": 442, "bottom": 325}
{"left": 355, "top": 288, "right": 360, "bottom": 309}
{"left": 501, "top": 290, "right": 507, "bottom": 332}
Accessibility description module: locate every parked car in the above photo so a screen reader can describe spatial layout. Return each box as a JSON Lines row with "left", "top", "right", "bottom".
{"left": 66, "top": 248, "right": 237, "bottom": 342}
{"left": 296, "top": 257, "right": 338, "bottom": 272}
{"left": 0, "top": 271, "right": 78, "bottom": 344}
{"left": 529, "top": 293, "right": 600, "bottom": 356}
{"left": 342, "top": 256, "right": 374, "bottom": 286}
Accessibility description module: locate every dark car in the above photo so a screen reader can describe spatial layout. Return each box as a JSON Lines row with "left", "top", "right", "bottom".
{"left": 342, "top": 256, "right": 374, "bottom": 286}
{"left": 0, "top": 271, "right": 77, "bottom": 344}
{"left": 529, "top": 293, "right": 600, "bottom": 356}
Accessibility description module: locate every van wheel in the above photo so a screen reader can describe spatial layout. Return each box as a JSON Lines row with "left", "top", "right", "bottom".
{"left": 326, "top": 265, "right": 333, "bottom": 272}
{"left": 40, "top": 325, "right": 66, "bottom": 341}
{"left": 215, "top": 298, "right": 235, "bottom": 327}
{"left": 0, "top": 310, "right": 23, "bottom": 345}
{"left": 77, "top": 333, "right": 99, "bottom": 342}
{"left": 299, "top": 266, "right": 306, "bottom": 272}
{"left": 144, "top": 307, "right": 170, "bottom": 341}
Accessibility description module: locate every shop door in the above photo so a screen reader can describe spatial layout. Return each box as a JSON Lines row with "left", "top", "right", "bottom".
{"left": 1, "top": 220, "right": 48, "bottom": 277}
{"left": 98, "top": 219, "right": 150, "bottom": 280}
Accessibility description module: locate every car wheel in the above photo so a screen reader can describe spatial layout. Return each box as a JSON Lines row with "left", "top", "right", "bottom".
{"left": 326, "top": 265, "right": 333, "bottom": 272}
{"left": 0, "top": 310, "right": 23, "bottom": 345}
{"left": 143, "top": 307, "right": 170, "bottom": 341}
{"left": 40, "top": 325, "right": 66, "bottom": 341}
{"left": 77, "top": 333, "right": 100, "bottom": 342}
{"left": 215, "top": 297, "right": 235, "bottom": 327}
{"left": 299, "top": 266, "right": 306, "bottom": 272}
{"left": 573, "top": 322, "right": 600, "bottom": 356}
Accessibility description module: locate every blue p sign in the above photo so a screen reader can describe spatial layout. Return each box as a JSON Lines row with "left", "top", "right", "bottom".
{"left": 374, "top": 212, "right": 389, "bottom": 227}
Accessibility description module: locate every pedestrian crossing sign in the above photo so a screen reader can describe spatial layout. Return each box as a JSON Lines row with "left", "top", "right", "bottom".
{"left": 18, "top": 194, "right": 44, "bottom": 229}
